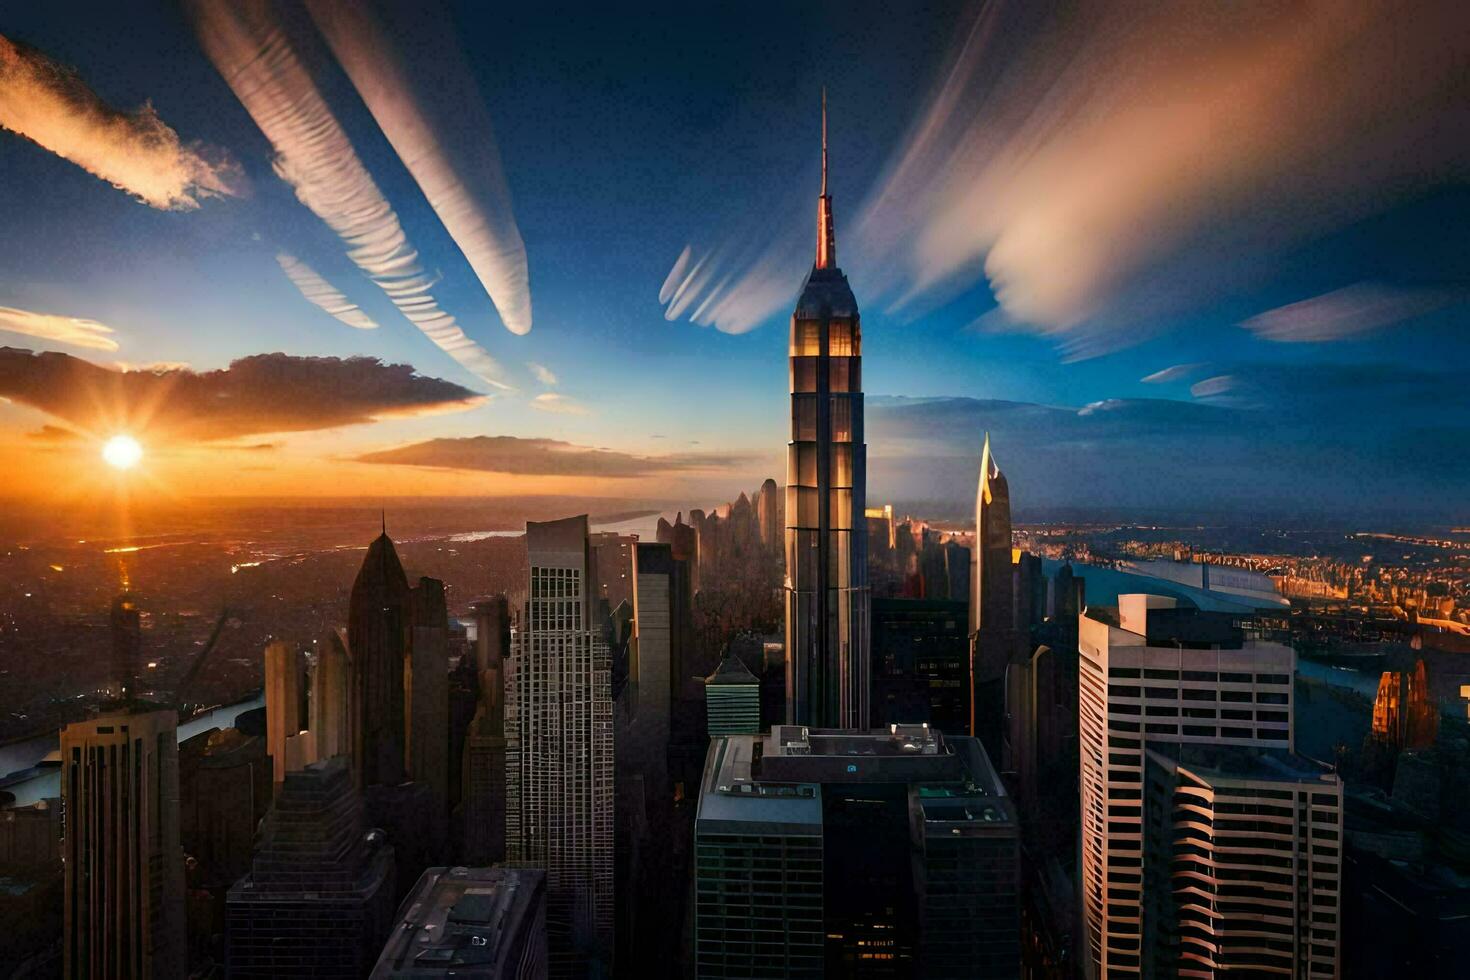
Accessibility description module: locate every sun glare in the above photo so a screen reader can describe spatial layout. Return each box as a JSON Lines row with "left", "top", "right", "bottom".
{"left": 102, "top": 434, "right": 143, "bottom": 471}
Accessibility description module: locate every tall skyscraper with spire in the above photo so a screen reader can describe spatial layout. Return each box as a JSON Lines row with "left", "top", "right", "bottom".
{"left": 970, "top": 433, "right": 1017, "bottom": 756}
{"left": 348, "top": 527, "right": 410, "bottom": 788}
{"left": 784, "top": 91, "right": 871, "bottom": 728}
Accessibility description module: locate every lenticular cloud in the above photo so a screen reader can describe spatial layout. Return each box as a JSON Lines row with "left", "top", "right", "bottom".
{"left": 0, "top": 33, "right": 244, "bottom": 210}
{"left": 187, "top": 0, "right": 510, "bottom": 388}
{"left": 305, "top": 0, "right": 531, "bottom": 336}
{"left": 275, "top": 253, "right": 379, "bottom": 330}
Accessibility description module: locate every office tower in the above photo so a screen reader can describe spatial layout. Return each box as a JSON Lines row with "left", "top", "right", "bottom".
{"left": 695, "top": 724, "right": 1018, "bottom": 979}
{"left": 62, "top": 708, "right": 186, "bottom": 979}
{"left": 757, "top": 478, "right": 781, "bottom": 551}
{"left": 784, "top": 93, "right": 871, "bottom": 729}
{"left": 109, "top": 591, "right": 142, "bottom": 701}
{"left": 311, "top": 627, "right": 355, "bottom": 763}
{"left": 970, "top": 433, "right": 1023, "bottom": 761}
{"left": 407, "top": 577, "right": 451, "bottom": 805}
{"left": 704, "top": 652, "right": 761, "bottom": 735}
{"left": 656, "top": 513, "right": 701, "bottom": 595}
{"left": 372, "top": 866, "right": 548, "bottom": 978}
{"left": 178, "top": 726, "right": 271, "bottom": 895}
{"left": 225, "top": 757, "right": 395, "bottom": 978}
{"left": 589, "top": 531, "right": 638, "bottom": 613}
{"left": 350, "top": 528, "right": 411, "bottom": 788}
{"left": 265, "top": 640, "right": 311, "bottom": 787}
{"left": 871, "top": 597, "right": 970, "bottom": 734}
{"left": 1141, "top": 743, "right": 1342, "bottom": 978}
{"left": 505, "top": 515, "right": 614, "bottom": 975}
{"left": 462, "top": 596, "right": 510, "bottom": 866}
{"left": 1371, "top": 658, "right": 1439, "bottom": 750}
{"left": 1078, "top": 594, "right": 1304, "bottom": 979}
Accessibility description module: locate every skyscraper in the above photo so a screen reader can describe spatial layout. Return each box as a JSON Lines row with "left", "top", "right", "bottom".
{"left": 1077, "top": 594, "right": 1331, "bottom": 978}
{"left": 310, "top": 627, "right": 355, "bottom": 763}
{"left": 461, "top": 596, "right": 511, "bottom": 867}
{"left": 970, "top": 433, "right": 1019, "bottom": 758}
{"left": 703, "top": 652, "right": 761, "bottom": 735}
{"left": 62, "top": 708, "right": 187, "bottom": 979}
{"left": 349, "top": 530, "right": 411, "bottom": 788}
{"left": 505, "top": 515, "right": 614, "bottom": 976}
{"left": 108, "top": 591, "right": 141, "bottom": 702}
{"left": 694, "top": 724, "right": 1019, "bottom": 979}
{"left": 784, "top": 91, "right": 870, "bottom": 729}
{"left": 225, "top": 757, "right": 396, "bottom": 978}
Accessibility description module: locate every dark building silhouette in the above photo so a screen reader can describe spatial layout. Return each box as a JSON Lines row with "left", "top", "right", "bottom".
{"left": 371, "top": 866, "right": 547, "bottom": 978}
{"left": 349, "top": 531, "right": 411, "bottom": 789}
{"left": 62, "top": 707, "right": 187, "bottom": 979}
{"left": 784, "top": 93, "right": 871, "bottom": 730}
{"left": 970, "top": 434, "right": 1025, "bottom": 763}
{"left": 695, "top": 724, "right": 1019, "bottom": 979}
{"left": 461, "top": 596, "right": 509, "bottom": 867}
{"left": 225, "top": 757, "right": 395, "bottom": 978}
{"left": 108, "top": 592, "right": 142, "bottom": 701}
{"left": 871, "top": 597, "right": 970, "bottom": 734}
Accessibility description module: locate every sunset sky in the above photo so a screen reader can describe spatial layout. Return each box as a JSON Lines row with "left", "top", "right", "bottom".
{"left": 1, "top": 1, "right": 1467, "bottom": 520}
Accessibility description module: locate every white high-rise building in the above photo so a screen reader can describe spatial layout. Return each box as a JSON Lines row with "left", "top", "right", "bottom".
{"left": 1079, "top": 594, "right": 1338, "bottom": 979}
{"left": 505, "top": 515, "right": 614, "bottom": 977}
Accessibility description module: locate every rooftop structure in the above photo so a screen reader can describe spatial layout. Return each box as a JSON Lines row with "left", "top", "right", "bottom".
{"left": 372, "top": 866, "right": 547, "bottom": 978}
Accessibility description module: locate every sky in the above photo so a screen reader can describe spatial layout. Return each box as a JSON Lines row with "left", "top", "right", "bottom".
{"left": 1, "top": 0, "right": 1467, "bottom": 523}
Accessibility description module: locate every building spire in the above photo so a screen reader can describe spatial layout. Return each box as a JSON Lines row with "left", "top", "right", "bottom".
{"left": 816, "top": 87, "right": 836, "bottom": 270}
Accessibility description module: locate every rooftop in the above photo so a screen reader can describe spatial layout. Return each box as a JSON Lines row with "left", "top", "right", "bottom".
{"left": 373, "top": 866, "right": 546, "bottom": 977}
{"left": 1147, "top": 742, "right": 1338, "bottom": 785}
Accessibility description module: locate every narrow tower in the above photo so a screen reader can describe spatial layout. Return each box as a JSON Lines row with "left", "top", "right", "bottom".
{"left": 784, "top": 90, "right": 871, "bottom": 728}
{"left": 969, "top": 433, "right": 1016, "bottom": 753}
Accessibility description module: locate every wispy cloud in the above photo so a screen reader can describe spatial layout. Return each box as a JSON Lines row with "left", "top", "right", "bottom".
{"left": 1140, "top": 363, "right": 1203, "bottom": 384}
{"left": 187, "top": 0, "right": 510, "bottom": 388}
{"left": 356, "top": 435, "right": 754, "bottom": 478}
{"left": 529, "top": 392, "right": 589, "bottom": 416}
{"left": 0, "top": 347, "right": 484, "bottom": 441}
{"left": 527, "top": 361, "right": 557, "bottom": 386}
{"left": 849, "top": 0, "right": 1470, "bottom": 356}
{"left": 0, "top": 33, "right": 244, "bottom": 210}
{"left": 275, "top": 252, "right": 379, "bottom": 330}
{"left": 1240, "top": 282, "right": 1449, "bottom": 343}
{"left": 1189, "top": 375, "right": 1237, "bottom": 399}
{"left": 658, "top": 240, "right": 804, "bottom": 335}
{"left": 304, "top": 0, "right": 531, "bottom": 336}
{"left": 0, "top": 304, "right": 119, "bottom": 351}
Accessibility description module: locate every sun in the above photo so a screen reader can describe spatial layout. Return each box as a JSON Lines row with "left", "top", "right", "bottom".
{"left": 102, "top": 434, "right": 144, "bottom": 471}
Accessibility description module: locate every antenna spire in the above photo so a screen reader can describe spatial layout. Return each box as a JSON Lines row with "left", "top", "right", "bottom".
{"left": 821, "top": 86, "right": 828, "bottom": 198}
{"left": 815, "top": 87, "right": 836, "bottom": 270}
{"left": 381, "top": 509, "right": 386, "bottom": 536}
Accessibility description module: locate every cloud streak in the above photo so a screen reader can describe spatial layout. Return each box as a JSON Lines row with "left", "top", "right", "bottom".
{"left": 0, "top": 304, "right": 119, "bottom": 351}
{"left": 304, "top": 0, "right": 531, "bottom": 336}
{"left": 527, "top": 362, "right": 557, "bottom": 386}
{"left": 275, "top": 252, "right": 379, "bottom": 330}
{"left": 0, "top": 347, "right": 483, "bottom": 441}
{"left": 529, "top": 392, "right": 589, "bottom": 416}
{"left": 1240, "top": 283, "right": 1449, "bottom": 343}
{"left": 356, "top": 435, "right": 753, "bottom": 478}
{"left": 0, "top": 33, "right": 244, "bottom": 210}
{"left": 849, "top": 0, "right": 1470, "bottom": 356}
{"left": 187, "top": 0, "right": 510, "bottom": 388}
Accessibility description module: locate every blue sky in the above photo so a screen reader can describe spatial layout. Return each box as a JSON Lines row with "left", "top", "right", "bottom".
{"left": 0, "top": 1, "right": 1466, "bottom": 521}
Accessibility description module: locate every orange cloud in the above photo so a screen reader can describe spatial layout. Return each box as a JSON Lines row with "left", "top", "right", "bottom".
{"left": 0, "top": 304, "right": 119, "bottom": 351}
{"left": 0, "top": 33, "right": 244, "bottom": 209}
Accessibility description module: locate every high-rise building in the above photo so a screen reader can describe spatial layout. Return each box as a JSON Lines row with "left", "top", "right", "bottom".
{"left": 1078, "top": 594, "right": 1316, "bottom": 979}
{"left": 1141, "top": 742, "right": 1342, "bottom": 978}
{"left": 871, "top": 597, "right": 970, "bottom": 734}
{"left": 349, "top": 530, "right": 411, "bottom": 788}
{"left": 265, "top": 640, "right": 310, "bottom": 787}
{"left": 461, "top": 597, "right": 510, "bottom": 866}
{"left": 225, "top": 757, "right": 396, "bottom": 978}
{"left": 108, "top": 591, "right": 142, "bottom": 701}
{"left": 756, "top": 478, "right": 781, "bottom": 552}
{"left": 694, "top": 724, "right": 1019, "bottom": 979}
{"left": 970, "top": 433, "right": 1020, "bottom": 758}
{"left": 589, "top": 531, "right": 639, "bottom": 614}
{"left": 505, "top": 515, "right": 614, "bottom": 976}
{"left": 61, "top": 708, "right": 187, "bottom": 979}
{"left": 784, "top": 93, "right": 870, "bottom": 730}
{"left": 703, "top": 652, "right": 761, "bottom": 735}
{"left": 407, "top": 577, "right": 451, "bottom": 805}
{"left": 310, "top": 627, "right": 355, "bottom": 763}
{"left": 371, "top": 866, "right": 548, "bottom": 979}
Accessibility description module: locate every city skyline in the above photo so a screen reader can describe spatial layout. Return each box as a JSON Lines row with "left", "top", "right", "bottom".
{"left": 0, "top": 1, "right": 1467, "bottom": 520}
